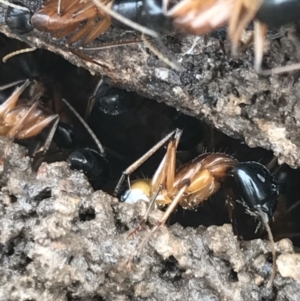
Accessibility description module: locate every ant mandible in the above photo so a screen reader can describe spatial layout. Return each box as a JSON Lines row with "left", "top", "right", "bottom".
{"left": 114, "top": 128, "right": 279, "bottom": 286}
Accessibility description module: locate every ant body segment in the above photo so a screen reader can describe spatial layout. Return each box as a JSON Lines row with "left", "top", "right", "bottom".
{"left": 0, "top": 79, "right": 59, "bottom": 155}
{"left": 167, "top": 0, "right": 300, "bottom": 73}
{"left": 4, "top": 1, "right": 33, "bottom": 34}
{"left": 0, "top": 79, "right": 109, "bottom": 190}
{"left": 115, "top": 129, "right": 278, "bottom": 287}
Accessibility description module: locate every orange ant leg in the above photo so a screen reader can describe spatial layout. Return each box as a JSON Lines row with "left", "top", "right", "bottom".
{"left": 150, "top": 129, "right": 182, "bottom": 193}
{"left": 2, "top": 100, "right": 39, "bottom": 159}
{"left": 0, "top": 80, "right": 26, "bottom": 92}
{"left": 57, "top": 0, "right": 62, "bottom": 15}
{"left": 128, "top": 184, "right": 163, "bottom": 238}
{"left": 253, "top": 20, "right": 267, "bottom": 72}
{"left": 114, "top": 129, "right": 181, "bottom": 196}
{"left": 228, "top": 0, "right": 262, "bottom": 54}
{"left": 0, "top": 80, "right": 30, "bottom": 117}
{"left": 131, "top": 184, "right": 188, "bottom": 258}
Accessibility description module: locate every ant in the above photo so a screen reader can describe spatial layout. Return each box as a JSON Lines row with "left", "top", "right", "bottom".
{"left": 1, "top": 0, "right": 158, "bottom": 44}
{"left": 1, "top": 0, "right": 181, "bottom": 70}
{"left": 167, "top": 0, "right": 300, "bottom": 74}
{"left": 0, "top": 79, "right": 109, "bottom": 190}
{"left": 0, "top": 79, "right": 59, "bottom": 157}
{"left": 114, "top": 128, "right": 279, "bottom": 287}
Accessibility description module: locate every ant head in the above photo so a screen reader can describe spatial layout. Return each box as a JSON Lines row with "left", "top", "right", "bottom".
{"left": 232, "top": 161, "right": 279, "bottom": 222}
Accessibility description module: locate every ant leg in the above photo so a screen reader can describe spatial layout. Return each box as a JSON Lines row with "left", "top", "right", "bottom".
{"left": 83, "top": 17, "right": 112, "bottom": 45}
{"left": 0, "top": 80, "right": 26, "bottom": 91}
{"left": 141, "top": 34, "right": 183, "bottom": 71}
{"left": 79, "top": 38, "right": 143, "bottom": 51}
{"left": 257, "top": 207, "right": 277, "bottom": 287}
{"left": 7, "top": 101, "right": 40, "bottom": 139}
{"left": 132, "top": 184, "right": 188, "bottom": 257}
{"left": 57, "top": 0, "right": 62, "bottom": 15}
{"left": 85, "top": 76, "right": 104, "bottom": 121}
{"left": 259, "top": 62, "right": 300, "bottom": 76}
{"left": 61, "top": 98, "right": 105, "bottom": 156}
{"left": 0, "top": 80, "right": 30, "bottom": 116}
{"left": 128, "top": 185, "right": 163, "bottom": 238}
{"left": 35, "top": 115, "right": 59, "bottom": 154}
{"left": 253, "top": 21, "right": 267, "bottom": 73}
{"left": 114, "top": 129, "right": 180, "bottom": 196}
{"left": 2, "top": 100, "right": 39, "bottom": 159}
{"left": 128, "top": 130, "right": 181, "bottom": 236}
{"left": 228, "top": 0, "right": 261, "bottom": 54}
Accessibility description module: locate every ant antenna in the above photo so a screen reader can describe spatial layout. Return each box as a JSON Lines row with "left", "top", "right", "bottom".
{"left": 257, "top": 207, "right": 277, "bottom": 287}
{"left": 84, "top": 76, "right": 104, "bottom": 120}
{"left": 2, "top": 48, "right": 37, "bottom": 63}
{"left": 80, "top": 38, "right": 143, "bottom": 51}
{"left": 258, "top": 63, "right": 300, "bottom": 76}
{"left": 0, "top": 79, "right": 26, "bottom": 91}
{"left": 141, "top": 33, "right": 183, "bottom": 71}
{"left": 92, "top": 0, "right": 159, "bottom": 38}
{"left": 61, "top": 98, "right": 106, "bottom": 156}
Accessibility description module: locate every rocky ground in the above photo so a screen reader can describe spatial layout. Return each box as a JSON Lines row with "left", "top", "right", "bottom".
{"left": 0, "top": 139, "right": 299, "bottom": 301}
{"left": 1, "top": 1, "right": 300, "bottom": 300}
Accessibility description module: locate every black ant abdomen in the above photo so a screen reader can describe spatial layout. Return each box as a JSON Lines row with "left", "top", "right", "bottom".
{"left": 5, "top": 1, "right": 33, "bottom": 34}
{"left": 232, "top": 161, "right": 279, "bottom": 223}
{"left": 67, "top": 148, "right": 110, "bottom": 190}
{"left": 256, "top": 0, "right": 300, "bottom": 28}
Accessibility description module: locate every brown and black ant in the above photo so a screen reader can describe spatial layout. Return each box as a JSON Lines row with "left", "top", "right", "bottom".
{"left": 0, "top": 79, "right": 110, "bottom": 190}
{"left": 2, "top": 0, "right": 300, "bottom": 72}
{"left": 114, "top": 128, "right": 279, "bottom": 287}
{"left": 167, "top": 0, "right": 300, "bottom": 73}
{"left": 1, "top": 0, "right": 158, "bottom": 45}
{"left": 0, "top": 79, "right": 59, "bottom": 156}
{"left": 1, "top": 0, "right": 181, "bottom": 69}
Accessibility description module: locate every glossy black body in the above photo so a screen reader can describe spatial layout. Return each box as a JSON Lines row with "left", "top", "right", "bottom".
{"left": 232, "top": 162, "right": 278, "bottom": 222}
{"left": 112, "top": 0, "right": 143, "bottom": 28}
{"left": 112, "top": 0, "right": 173, "bottom": 32}
{"left": 5, "top": 2, "right": 33, "bottom": 34}
{"left": 96, "top": 86, "right": 136, "bottom": 115}
{"left": 67, "top": 148, "right": 110, "bottom": 190}
{"left": 54, "top": 122, "right": 76, "bottom": 150}
{"left": 256, "top": 0, "right": 300, "bottom": 28}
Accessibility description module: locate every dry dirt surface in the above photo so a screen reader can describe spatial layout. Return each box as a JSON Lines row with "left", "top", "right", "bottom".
{"left": 0, "top": 139, "right": 300, "bottom": 301}
{"left": 1, "top": 1, "right": 300, "bottom": 167}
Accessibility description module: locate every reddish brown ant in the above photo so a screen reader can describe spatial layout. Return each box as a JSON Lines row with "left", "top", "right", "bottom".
{"left": 115, "top": 128, "right": 278, "bottom": 286}
{"left": 167, "top": 0, "right": 300, "bottom": 73}
{"left": 0, "top": 79, "right": 59, "bottom": 157}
